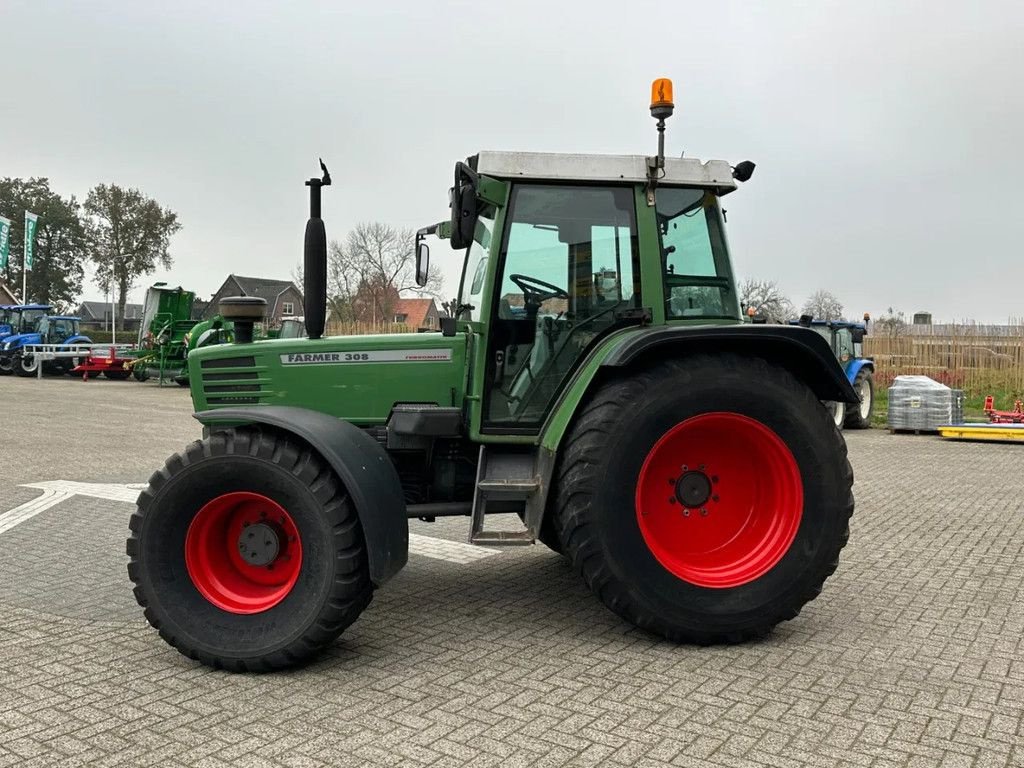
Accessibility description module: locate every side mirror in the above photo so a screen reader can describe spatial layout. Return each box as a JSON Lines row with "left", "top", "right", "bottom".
{"left": 415, "top": 242, "right": 430, "bottom": 287}
{"left": 850, "top": 327, "right": 866, "bottom": 343}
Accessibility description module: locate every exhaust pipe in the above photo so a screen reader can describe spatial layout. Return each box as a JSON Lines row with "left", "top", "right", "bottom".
{"left": 304, "top": 159, "right": 331, "bottom": 340}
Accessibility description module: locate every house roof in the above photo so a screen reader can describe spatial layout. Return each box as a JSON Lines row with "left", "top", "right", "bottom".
{"left": 392, "top": 298, "right": 437, "bottom": 328}
{"left": 224, "top": 275, "right": 303, "bottom": 318}
{"left": 0, "top": 281, "right": 17, "bottom": 304}
{"left": 78, "top": 301, "right": 144, "bottom": 320}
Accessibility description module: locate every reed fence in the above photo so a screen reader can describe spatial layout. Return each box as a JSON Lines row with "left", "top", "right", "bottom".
{"left": 865, "top": 324, "right": 1024, "bottom": 397}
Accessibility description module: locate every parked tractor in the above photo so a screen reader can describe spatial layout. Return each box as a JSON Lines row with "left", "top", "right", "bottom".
{"left": 0, "top": 313, "right": 92, "bottom": 376}
{"left": 0, "top": 304, "right": 51, "bottom": 345}
{"left": 128, "top": 80, "right": 858, "bottom": 671}
{"left": 133, "top": 283, "right": 234, "bottom": 385}
{"left": 792, "top": 316, "right": 874, "bottom": 429}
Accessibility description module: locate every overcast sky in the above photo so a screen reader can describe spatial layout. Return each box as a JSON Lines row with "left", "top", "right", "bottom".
{"left": 2, "top": 0, "right": 1022, "bottom": 322}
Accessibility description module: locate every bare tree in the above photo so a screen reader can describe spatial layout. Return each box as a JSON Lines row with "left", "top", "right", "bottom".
{"left": 326, "top": 222, "right": 443, "bottom": 325}
{"left": 802, "top": 290, "right": 844, "bottom": 321}
{"left": 739, "top": 279, "right": 796, "bottom": 323}
{"left": 874, "top": 307, "right": 908, "bottom": 338}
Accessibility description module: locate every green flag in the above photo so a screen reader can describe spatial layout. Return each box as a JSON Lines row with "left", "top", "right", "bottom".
{"left": 0, "top": 216, "right": 10, "bottom": 271}
{"left": 24, "top": 211, "right": 38, "bottom": 271}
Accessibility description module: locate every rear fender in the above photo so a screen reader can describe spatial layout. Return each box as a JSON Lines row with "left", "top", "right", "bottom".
{"left": 194, "top": 406, "right": 408, "bottom": 586}
{"left": 540, "top": 324, "right": 858, "bottom": 452}
{"left": 845, "top": 358, "right": 873, "bottom": 383}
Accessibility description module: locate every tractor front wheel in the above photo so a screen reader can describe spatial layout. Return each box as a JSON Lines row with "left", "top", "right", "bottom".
{"left": 127, "top": 428, "right": 373, "bottom": 671}
{"left": 844, "top": 369, "right": 875, "bottom": 429}
{"left": 552, "top": 354, "right": 853, "bottom": 644}
{"left": 15, "top": 353, "right": 38, "bottom": 377}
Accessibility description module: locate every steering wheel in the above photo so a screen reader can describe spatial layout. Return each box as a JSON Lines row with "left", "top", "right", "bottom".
{"left": 509, "top": 273, "right": 569, "bottom": 305}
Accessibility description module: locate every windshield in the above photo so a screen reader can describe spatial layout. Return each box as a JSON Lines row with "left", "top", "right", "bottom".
{"left": 456, "top": 204, "right": 496, "bottom": 322}
{"left": 656, "top": 187, "right": 739, "bottom": 320}
{"left": 20, "top": 309, "right": 46, "bottom": 333}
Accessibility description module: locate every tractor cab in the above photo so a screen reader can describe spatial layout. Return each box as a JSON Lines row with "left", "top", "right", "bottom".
{"left": 0, "top": 304, "right": 52, "bottom": 340}
{"left": 36, "top": 316, "right": 82, "bottom": 344}
{"left": 420, "top": 150, "right": 743, "bottom": 431}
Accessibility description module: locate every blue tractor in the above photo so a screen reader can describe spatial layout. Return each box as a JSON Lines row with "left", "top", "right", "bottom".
{"left": 0, "top": 313, "right": 92, "bottom": 377}
{"left": 791, "top": 316, "right": 874, "bottom": 429}
{"left": 0, "top": 304, "right": 53, "bottom": 373}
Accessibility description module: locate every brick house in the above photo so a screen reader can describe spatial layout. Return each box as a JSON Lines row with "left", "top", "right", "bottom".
{"left": 392, "top": 298, "right": 441, "bottom": 332}
{"left": 77, "top": 301, "right": 144, "bottom": 331}
{"left": 205, "top": 275, "right": 304, "bottom": 330}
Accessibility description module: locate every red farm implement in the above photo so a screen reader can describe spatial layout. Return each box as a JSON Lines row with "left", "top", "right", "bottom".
{"left": 983, "top": 395, "right": 1024, "bottom": 424}
{"left": 72, "top": 346, "right": 135, "bottom": 381}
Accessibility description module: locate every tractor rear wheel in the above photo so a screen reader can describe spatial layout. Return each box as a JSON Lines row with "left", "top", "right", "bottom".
{"left": 827, "top": 400, "right": 845, "bottom": 429}
{"left": 844, "top": 369, "right": 874, "bottom": 429}
{"left": 552, "top": 354, "right": 853, "bottom": 644}
{"left": 127, "top": 428, "right": 373, "bottom": 671}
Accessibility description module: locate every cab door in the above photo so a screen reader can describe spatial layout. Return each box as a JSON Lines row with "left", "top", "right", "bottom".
{"left": 478, "top": 184, "right": 640, "bottom": 433}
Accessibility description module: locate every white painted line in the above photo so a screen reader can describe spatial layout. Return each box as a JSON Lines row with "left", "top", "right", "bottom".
{"left": 409, "top": 533, "right": 500, "bottom": 563}
{"left": 4, "top": 480, "right": 503, "bottom": 565}
{"left": 23, "top": 480, "right": 142, "bottom": 503}
{"left": 0, "top": 488, "right": 74, "bottom": 535}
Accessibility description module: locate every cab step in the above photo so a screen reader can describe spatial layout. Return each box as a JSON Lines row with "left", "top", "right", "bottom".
{"left": 469, "top": 446, "right": 554, "bottom": 546}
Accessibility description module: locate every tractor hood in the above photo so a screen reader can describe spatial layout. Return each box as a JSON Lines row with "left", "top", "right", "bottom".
{"left": 1, "top": 332, "right": 40, "bottom": 350}
{"left": 187, "top": 332, "right": 469, "bottom": 425}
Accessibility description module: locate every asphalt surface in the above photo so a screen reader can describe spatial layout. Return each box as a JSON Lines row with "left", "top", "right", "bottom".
{"left": 0, "top": 374, "right": 1022, "bottom": 767}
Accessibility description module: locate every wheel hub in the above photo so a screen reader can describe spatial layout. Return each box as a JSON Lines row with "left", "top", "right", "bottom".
{"left": 635, "top": 412, "right": 804, "bottom": 588}
{"left": 674, "top": 471, "right": 712, "bottom": 508}
{"left": 238, "top": 522, "right": 280, "bottom": 566}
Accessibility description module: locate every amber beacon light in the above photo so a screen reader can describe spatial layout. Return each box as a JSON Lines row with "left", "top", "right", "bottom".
{"left": 650, "top": 78, "right": 674, "bottom": 119}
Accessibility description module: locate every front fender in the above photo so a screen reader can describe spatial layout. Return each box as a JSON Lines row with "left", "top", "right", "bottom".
{"left": 194, "top": 406, "right": 408, "bottom": 587}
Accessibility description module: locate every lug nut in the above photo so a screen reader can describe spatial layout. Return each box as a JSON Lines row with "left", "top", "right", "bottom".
{"left": 239, "top": 543, "right": 247, "bottom": 551}
{"left": 699, "top": 464, "right": 706, "bottom": 471}
{"left": 683, "top": 509, "right": 690, "bottom": 517}
{"left": 681, "top": 465, "right": 688, "bottom": 471}
{"left": 712, "top": 494, "right": 719, "bottom": 503}
{"left": 700, "top": 508, "right": 708, "bottom": 516}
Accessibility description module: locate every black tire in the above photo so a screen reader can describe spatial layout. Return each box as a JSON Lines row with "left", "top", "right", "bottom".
{"left": 551, "top": 354, "right": 853, "bottom": 644}
{"left": 844, "top": 368, "right": 874, "bottom": 429}
{"left": 104, "top": 370, "right": 130, "bottom": 380}
{"left": 0, "top": 357, "right": 11, "bottom": 375}
{"left": 14, "top": 353, "right": 37, "bottom": 377}
{"left": 127, "top": 428, "right": 373, "bottom": 671}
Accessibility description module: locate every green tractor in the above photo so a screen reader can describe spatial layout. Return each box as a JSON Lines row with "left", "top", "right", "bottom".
{"left": 133, "top": 283, "right": 234, "bottom": 385}
{"left": 128, "top": 81, "right": 858, "bottom": 671}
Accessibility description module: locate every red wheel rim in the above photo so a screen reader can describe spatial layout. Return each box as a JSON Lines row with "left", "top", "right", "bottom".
{"left": 634, "top": 412, "right": 803, "bottom": 588}
{"left": 184, "top": 492, "right": 303, "bottom": 614}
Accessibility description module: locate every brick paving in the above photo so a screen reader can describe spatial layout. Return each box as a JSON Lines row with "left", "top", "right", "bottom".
{"left": 0, "top": 378, "right": 1022, "bottom": 767}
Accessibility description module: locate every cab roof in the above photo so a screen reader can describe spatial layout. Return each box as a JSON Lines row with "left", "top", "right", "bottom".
{"left": 474, "top": 151, "right": 737, "bottom": 193}
{"left": 0, "top": 303, "right": 52, "bottom": 311}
